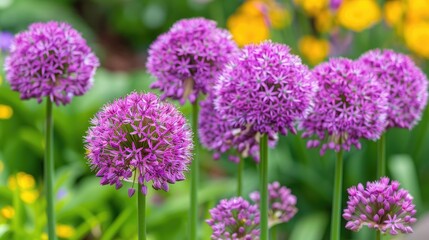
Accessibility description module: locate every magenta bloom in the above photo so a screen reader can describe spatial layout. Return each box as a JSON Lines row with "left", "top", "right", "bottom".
{"left": 207, "top": 197, "right": 260, "bottom": 240}
{"left": 215, "top": 41, "right": 317, "bottom": 135}
{"left": 301, "top": 58, "right": 388, "bottom": 155}
{"left": 0, "top": 31, "right": 14, "bottom": 52}
{"left": 358, "top": 49, "right": 428, "bottom": 129}
{"left": 146, "top": 17, "right": 238, "bottom": 105}
{"left": 198, "top": 95, "right": 278, "bottom": 163}
{"left": 4, "top": 21, "right": 99, "bottom": 105}
{"left": 85, "top": 92, "right": 193, "bottom": 196}
{"left": 250, "top": 182, "right": 297, "bottom": 227}
{"left": 343, "top": 177, "right": 417, "bottom": 235}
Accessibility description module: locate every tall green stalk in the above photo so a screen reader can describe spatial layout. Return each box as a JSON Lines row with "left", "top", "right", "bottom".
{"left": 330, "top": 151, "right": 343, "bottom": 240}
{"left": 190, "top": 101, "right": 199, "bottom": 240}
{"left": 44, "top": 99, "right": 56, "bottom": 240}
{"left": 376, "top": 230, "right": 381, "bottom": 240}
{"left": 377, "top": 134, "right": 386, "bottom": 177}
{"left": 260, "top": 134, "right": 269, "bottom": 240}
{"left": 138, "top": 183, "right": 147, "bottom": 240}
{"left": 237, "top": 156, "right": 244, "bottom": 196}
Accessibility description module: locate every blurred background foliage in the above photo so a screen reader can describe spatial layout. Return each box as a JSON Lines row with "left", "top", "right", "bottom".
{"left": 0, "top": 0, "right": 429, "bottom": 239}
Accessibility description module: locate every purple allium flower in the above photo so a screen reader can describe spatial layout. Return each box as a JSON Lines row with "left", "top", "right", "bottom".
{"left": 215, "top": 41, "right": 317, "bottom": 135}
{"left": 300, "top": 58, "right": 388, "bottom": 155}
{"left": 250, "top": 181, "right": 297, "bottom": 227}
{"left": 146, "top": 17, "right": 238, "bottom": 105}
{"left": 198, "top": 95, "right": 278, "bottom": 163}
{"left": 206, "top": 197, "right": 260, "bottom": 240}
{"left": 330, "top": 0, "right": 343, "bottom": 11}
{"left": 358, "top": 49, "right": 428, "bottom": 130}
{"left": 0, "top": 31, "right": 14, "bottom": 52}
{"left": 4, "top": 21, "right": 99, "bottom": 105}
{"left": 343, "top": 177, "right": 417, "bottom": 235}
{"left": 85, "top": 92, "right": 193, "bottom": 197}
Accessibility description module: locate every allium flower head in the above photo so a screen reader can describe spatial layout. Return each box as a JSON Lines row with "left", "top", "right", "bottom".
{"left": 250, "top": 181, "right": 297, "bottom": 227}
{"left": 343, "top": 177, "right": 417, "bottom": 235}
{"left": 0, "top": 31, "right": 14, "bottom": 52}
{"left": 207, "top": 197, "right": 260, "bottom": 240}
{"left": 146, "top": 17, "right": 238, "bottom": 105}
{"left": 85, "top": 92, "right": 193, "bottom": 197}
{"left": 358, "top": 49, "right": 428, "bottom": 129}
{"left": 198, "top": 95, "right": 278, "bottom": 163}
{"left": 301, "top": 58, "right": 388, "bottom": 155}
{"left": 215, "top": 41, "right": 317, "bottom": 135}
{"left": 4, "top": 21, "right": 99, "bottom": 105}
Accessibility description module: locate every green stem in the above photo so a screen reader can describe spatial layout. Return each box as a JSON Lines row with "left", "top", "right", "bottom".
{"left": 260, "top": 134, "right": 269, "bottom": 240}
{"left": 190, "top": 101, "right": 199, "bottom": 240}
{"left": 44, "top": 99, "right": 57, "bottom": 240}
{"left": 377, "top": 134, "right": 386, "bottom": 177}
{"left": 138, "top": 183, "right": 146, "bottom": 240}
{"left": 330, "top": 151, "right": 343, "bottom": 240}
{"left": 237, "top": 156, "right": 244, "bottom": 196}
{"left": 270, "top": 225, "right": 277, "bottom": 240}
{"left": 376, "top": 230, "right": 381, "bottom": 240}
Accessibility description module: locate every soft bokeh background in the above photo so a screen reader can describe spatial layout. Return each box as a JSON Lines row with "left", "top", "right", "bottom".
{"left": 1, "top": 0, "right": 429, "bottom": 239}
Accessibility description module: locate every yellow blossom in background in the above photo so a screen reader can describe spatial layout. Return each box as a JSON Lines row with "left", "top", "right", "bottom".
{"left": 20, "top": 190, "right": 39, "bottom": 204}
{"left": 0, "top": 104, "right": 13, "bottom": 119}
{"left": 16, "top": 172, "right": 36, "bottom": 189}
{"left": 384, "top": 0, "right": 403, "bottom": 27}
{"left": 338, "top": 0, "right": 381, "bottom": 32}
{"left": 404, "top": 21, "right": 429, "bottom": 58}
{"left": 268, "top": 5, "right": 290, "bottom": 29}
{"left": 295, "top": 0, "right": 328, "bottom": 16}
{"left": 56, "top": 224, "right": 75, "bottom": 239}
{"left": 7, "top": 172, "right": 40, "bottom": 204}
{"left": 315, "top": 9, "right": 334, "bottom": 32}
{"left": 0, "top": 206, "right": 15, "bottom": 219}
{"left": 407, "top": 0, "right": 429, "bottom": 22}
{"left": 299, "top": 35, "right": 330, "bottom": 65}
{"left": 41, "top": 233, "right": 48, "bottom": 240}
{"left": 227, "top": 13, "right": 270, "bottom": 47}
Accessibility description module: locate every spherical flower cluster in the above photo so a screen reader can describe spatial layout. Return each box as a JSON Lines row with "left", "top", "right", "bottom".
{"left": 85, "top": 92, "right": 193, "bottom": 197}
{"left": 146, "top": 18, "right": 238, "bottom": 105}
{"left": 250, "top": 181, "right": 297, "bottom": 227}
{"left": 4, "top": 21, "right": 99, "bottom": 105}
{"left": 206, "top": 197, "right": 260, "bottom": 240}
{"left": 343, "top": 177, "right": 417, "bottom": 235}
{"left": 215, "top": 41, "right": 317, "bottom": 135}
{"left": 358, "top": 49, "right": 428, "bottom": 129}
{"left": 301, "top": 58, "right": 388, "bottom": 155}
{"left": 198, "top": 95, "right": 278, "bottom": 163}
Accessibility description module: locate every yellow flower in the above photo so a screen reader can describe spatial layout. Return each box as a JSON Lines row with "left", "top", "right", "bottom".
{"left": 295, "top": 0, "right": 328, "bottom": 16}
{"left": 268, "top": 5, "right": 290, "bottom": 29}
{"left": 0, "top": 104, "right": 13, "bottom": 119}
{"left": 407, "top": 0, "right": 429, "bottom": 22}
{"left": 16, "top": 172, "right": 36, "bottom": 190}
{"left": 227, "top": 13, "right": 270, "bottom": 47}
{"left": 237, "top": 0, "right": 290, "bottom": 29}
{"left": 338, "top": 0, "right": 381, "bottom": 32}
{"left": 315, "top": 9, "right": 334, "bottom": 33}
{"left": 56, "top": 224, "right": 75, "bottom": 239}
{"left": 299, "top": 35, "right": 330, "bottom": 65}
{"left": 20, "top": 190, "right": 39, "bottom": 204}
{"left": 41, "top": 233, "right": 48, "bottom": 240}
{"left": 404, "top": 21, "right": 429, "bottom": 58}
{"left": 384, "top": 0, "right": 403, "bottom": 27}
{"left": 0, "top": 206, "right": 15, "bottom": 219}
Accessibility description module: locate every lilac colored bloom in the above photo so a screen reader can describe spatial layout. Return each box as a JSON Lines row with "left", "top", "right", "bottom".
{"left": 207, "top": 197, "right": 260, "bottom": 240}
{"left": 85, "top": 92, "right": 193, "bottom": 197}
{"left": 250, "top": 182, "right": 297, "bottom": 227}
{"left": 146, "top": 17, "right": 238, "bottom": 105}
{"left": 358, "top": 49, "right": 428, "bottom": 129}
{"left": 343, "top": 177, "right": 417, "bottom": 235}
{"left": 215, "top": 41, "right": 317, "bottom": 135}
{"left": 300, "top": 58, "right": 388, "bottom": 155}
{"left": 330, "top": 0, "right": 342, "bottom": 11}
{"left": 198, "top": 95, "right": 278, "bottom": 163}
{"left": 4, "top": 21, "right": 99, "bottom": 105}
{"left": 0, "top": 31, "right": 14, "bottom": 52}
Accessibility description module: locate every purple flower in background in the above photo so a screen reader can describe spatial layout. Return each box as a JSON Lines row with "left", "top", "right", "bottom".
{"left": 207, "top": 197, "right": 260, "bottom": 239}
{"left": 198, "top": 95, "right": 278, "bottom": 163}
{"left": 215, "top": 41, "right": 317, "bottom": 135}
{"left": 146, "top": 17, "right": 238, "bottom": 105}
{"left": 4, "top": 21, "right": 99, "bottom": 105}
{"left": 358, "top": 49, "right": 428, "bottom": 130}
{"left": 0, "top": 32, "right": 14, "bottom": 52}
{"left": 300, "top": 58, "right": 388, "bottom": 155}
{"left": 250, "top": 182, "right": 297, "bottom": 227}
{"left": 343, "top": 177, "right": 417, "bottom": 235}
{"left": 330, "top": 0, "right": 343, "bottom": 11}
{"left": 85, "top": 92, "right": 193, "bottom": 197}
